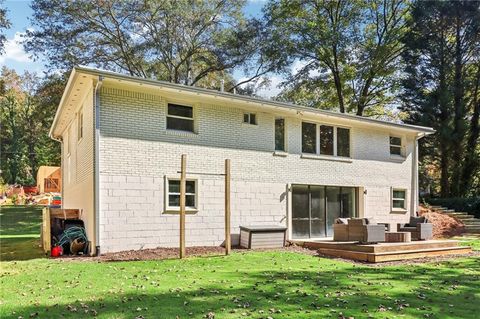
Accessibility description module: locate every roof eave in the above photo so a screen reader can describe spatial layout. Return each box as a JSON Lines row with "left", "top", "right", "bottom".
{"left": 72, "top": 66, "right": 436, "bottom": 135}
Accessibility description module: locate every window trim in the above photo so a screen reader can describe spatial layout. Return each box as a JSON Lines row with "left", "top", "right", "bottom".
{"left": 164, "top": 177, "right": 199, "bottom": 213}
{"left": 243, "top": 112, "right": 257, "bottom": 125}
{"left": 274, "top": 117, "right": 287, "bottom": 152}
{"left": 301, "top": 122, "right": 351, "bottom": 158}
{"left": 166, "top": 102, "right": 196, "bottom": 133}
{"left": 391, "top": 188, "right": 408, "bottom": 212}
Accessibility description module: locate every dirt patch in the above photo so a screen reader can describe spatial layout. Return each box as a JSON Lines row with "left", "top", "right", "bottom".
{"left": 418, "top": 206, "right": 465, "bottom": 238}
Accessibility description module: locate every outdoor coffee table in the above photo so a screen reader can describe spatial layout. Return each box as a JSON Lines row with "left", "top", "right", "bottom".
{"left": 385, "top": 231, "right": 411, "bottom": 243}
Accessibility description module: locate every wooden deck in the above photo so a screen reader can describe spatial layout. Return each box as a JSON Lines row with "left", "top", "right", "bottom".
{"left": 292, "top": 239, "right": 472, "bottom": 263}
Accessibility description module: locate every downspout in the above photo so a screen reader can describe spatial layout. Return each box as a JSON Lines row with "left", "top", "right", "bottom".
{"left": 51, "top": 135, "right": 63, "bottom": 208}
{"left": 411, "top": 133, "right": 425, "bottom": 216}
{"left": 94, "top": 76, "right": 103, "bottom": 255}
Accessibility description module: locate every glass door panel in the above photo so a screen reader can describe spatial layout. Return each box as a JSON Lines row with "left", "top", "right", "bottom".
{"left": 310, "top": 186, "right": 326, "bottom": 237}
{"left": 340, "top": 187, "right": 356, "bottom": 218}
{"left": 291, "top": 185, "right": 310, "bottom": 239}
{"left": 326, "top": 186, "right": 341, "bottom": 237}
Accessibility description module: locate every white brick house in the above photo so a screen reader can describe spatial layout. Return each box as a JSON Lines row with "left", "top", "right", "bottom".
{"left": 49, "top": 67, "right": 434, "bottom": 254}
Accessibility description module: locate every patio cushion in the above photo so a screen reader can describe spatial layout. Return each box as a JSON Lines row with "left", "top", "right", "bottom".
{"left": 335, "top": 218, "right": 349, "bottom": 224}
{"left": 409, "top": 216, "right": 426, "bottom": 227}
{"left": 399, "top": 226, "right": 416, "bottom": 231}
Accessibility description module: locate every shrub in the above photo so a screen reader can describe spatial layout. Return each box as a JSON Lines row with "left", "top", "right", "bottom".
{"left": 426, "top": 197, "right": 480, "bottom": 218}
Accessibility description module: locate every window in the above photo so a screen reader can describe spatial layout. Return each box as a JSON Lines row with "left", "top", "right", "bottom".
{"left": 167, "top": 103, "right": 194, "bottom": 132}
{"left": 390, "top": 136, "right": 402, "bottom": 156}
{"left": 392, "top": 189, "right": 406, "bottom": 210}
{"left": 243, "top": 113, "right": 257, "bottom": 125}
{"left": 77, "top": 110, "right": 83, "bottom": 140}
{"left": 167, "top": 179, "right": 197, "bottom": 210}
{"left": 320, "top": 125, "right": 334, "bottom": 155}
{"left": 302, "top": 122, "right": 351, "bottom": 157}
{"left": 302, "top": 122, "right": 317, "bottom": 153}
{"left": 337, "top": 127, "right": 350, "bottom": 157}
{"left": 275, "top": 118, "right": 285, "bottom": 151}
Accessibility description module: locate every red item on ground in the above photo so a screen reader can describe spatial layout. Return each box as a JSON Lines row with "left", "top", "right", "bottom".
{"left": 51, "top": 246, "right": 63, "bottom": 257}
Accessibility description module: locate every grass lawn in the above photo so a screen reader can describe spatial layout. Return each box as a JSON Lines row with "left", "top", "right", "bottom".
{"left": 1, "top": 206, "right": 479, "bottom": 319}
{"left": 0, "top": 206, "right": 45, "bottom": 261}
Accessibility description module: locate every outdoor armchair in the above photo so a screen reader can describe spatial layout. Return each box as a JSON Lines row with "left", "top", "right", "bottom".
{"left": 397, "top": 216, "right": 433, "bottom": 241}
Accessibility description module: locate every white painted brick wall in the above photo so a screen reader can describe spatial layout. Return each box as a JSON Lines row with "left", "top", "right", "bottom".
{"left": 98, "top": 86, "right": 415, "bottom": 253}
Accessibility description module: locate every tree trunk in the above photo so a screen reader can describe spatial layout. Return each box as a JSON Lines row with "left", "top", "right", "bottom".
{"left": 450, "top": 14, "right": 466, "bottom": 196}
{"left": 459, "top": 66, "right": 480, "bottom": 195}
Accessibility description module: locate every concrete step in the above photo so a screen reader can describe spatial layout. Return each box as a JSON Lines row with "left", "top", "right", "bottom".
{"left": 431, "top": 206, "right": 448, "bottom": 211}
{"left": 464, "top": 229, "right": 480, "bottom": 234}
{"left": 450, "top": 215, "right": 475, "bottom": 220}
{"left": 439, "top": 209, "right": 456, "bottom": 213}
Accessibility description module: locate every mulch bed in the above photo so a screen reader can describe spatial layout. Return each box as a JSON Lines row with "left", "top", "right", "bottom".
{"left": 418, "top": 206, "right": 465, "bottom": 238}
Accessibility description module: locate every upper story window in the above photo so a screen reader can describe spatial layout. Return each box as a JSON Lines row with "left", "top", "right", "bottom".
{"left": 320, "top": 125, "right": 334, "bottom": 155}
{"left": 275, "top": 118, "right": 286, "bottom": 151}
{"left": 302, "top": 122, "right": 350, "bottom": 157}
{"left": 167, "top": 103, "right": 194, "bottom": 132}
{"left": 166, "top": 178, "right": 197, "bottom": 211}
{"left": 77, "top": 109, "right": 83, "bottom": 141}
{"left": 390, "top": 136, "right": 403, "bottom": 156}
{"left": 337, "top": 127, "right": 350, "bottom": 157}
{"left": 243, "top": 113, "right": 257, "bottom": 125}
{"left": 302, "top": 122, "right": 317, "bottom": 153}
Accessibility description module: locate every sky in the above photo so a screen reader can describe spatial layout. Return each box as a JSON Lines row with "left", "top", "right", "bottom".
{"left": 1, "top": 0, "right": 284, "bottom": 98}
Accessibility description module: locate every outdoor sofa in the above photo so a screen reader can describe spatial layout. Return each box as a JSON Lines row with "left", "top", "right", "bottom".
{"left": 397, "top": 216, "right": 433, "bottom": 240}
{"left": 333, "top": 218, "right": 385, "bottom": 243}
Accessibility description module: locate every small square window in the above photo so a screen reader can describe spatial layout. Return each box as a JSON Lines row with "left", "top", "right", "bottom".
{"left": 390, "top": 136, "right": 402, "bottom": 156}
{"left": 166, "top": 179, "right": 197, "bottom": 211}
{"left": 243, "top": 113, "right": 257, "bottom": 125}
{"left": 167, "top": 103, "right": 194, "bottom": 132}
{"left": 392, "top": 189, "right": 407, "bottom": 210}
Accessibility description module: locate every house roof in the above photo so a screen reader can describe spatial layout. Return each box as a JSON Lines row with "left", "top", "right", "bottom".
{"left": 50, "top": 66, "right": 435, "bottom": 138}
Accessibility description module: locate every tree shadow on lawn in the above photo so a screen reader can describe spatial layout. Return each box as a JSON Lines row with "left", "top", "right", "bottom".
{"left": 3, "top": 257, "right": 479, "bottom": 319}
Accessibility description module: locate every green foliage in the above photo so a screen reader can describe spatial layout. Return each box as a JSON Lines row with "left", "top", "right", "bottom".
{"left": 24, "top": 0, "right": 274, "bottom": 93}
{"left": 0, "top": 0, "right": 11, "bottom": 54}
{"left": 426, "top": 197, "right": 480, "bottom": 218}
{"left": 264, "top": 0, "right": 409, "bottom": 115}
{"left": 0, "top": 67, "right": 61, "bottom": 184}
{"left": 401, "top": 0, "right": 480, "bottom": 197}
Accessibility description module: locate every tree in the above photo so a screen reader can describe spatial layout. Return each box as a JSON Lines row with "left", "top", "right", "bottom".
{"left": 0, "top": 0, "right": 11, "bottom": 54}
{"left": 401, "top": 0, "right": 480, "bottom": 197}
{"left": 0, "top": 67, "right": 61, "bottom": 184}
{"left": 263, "top": 0, "right": 409, "bottom": 115}
{"left": 24, "top": 0, "right": 273, "bottom": 92}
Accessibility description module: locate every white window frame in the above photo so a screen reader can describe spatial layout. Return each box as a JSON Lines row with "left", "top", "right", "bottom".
{"left": 164, "top": 177, "right": 199, "bottom": 213}
{"left": 389, "top": 135, "right": 404, "bottom": 157}
{"left": 166, "top": 103, "right": 195, "bottom": 133}
{"left": 391, "top": 188, "right": 407, "bottom": 212}
{"left": 243, "top": 112, "right": 257, "bottom": 125}
{"left": 77, "top": 109, "right": 83, "bottom": 142}
{"left": 301, "top": 122, "right": 351, "bottom": 158}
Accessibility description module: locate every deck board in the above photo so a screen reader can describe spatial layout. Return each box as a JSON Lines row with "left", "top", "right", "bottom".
{"left": 291, "top": 239, "right": 472, "bottom": 263}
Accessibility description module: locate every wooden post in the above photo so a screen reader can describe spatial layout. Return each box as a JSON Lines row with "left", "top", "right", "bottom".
{"left": 179, "top": 154, "right": 186, "bottom": 258}
{"left": 225, "top": 159, "right": 231, "bottom": 255}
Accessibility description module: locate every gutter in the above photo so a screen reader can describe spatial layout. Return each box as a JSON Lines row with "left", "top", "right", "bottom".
{"left": 93, "top": 76, "right": 103, "bottom": 255}
{"left": 73, "top": 66, "right": 435, "bottom": 135}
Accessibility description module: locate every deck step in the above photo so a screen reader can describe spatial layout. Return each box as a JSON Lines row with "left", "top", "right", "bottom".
{"left": 318, "top": 246, "right": 472, "bottom": 263}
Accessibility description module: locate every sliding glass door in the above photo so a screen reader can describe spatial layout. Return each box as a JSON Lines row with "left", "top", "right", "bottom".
{"left": 292, "top": 185, "right": 357, "bottom": 239}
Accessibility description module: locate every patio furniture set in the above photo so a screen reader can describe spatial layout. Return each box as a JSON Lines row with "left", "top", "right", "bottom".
{"left": 333, "top": 216, "right": 433, "bottom": 243}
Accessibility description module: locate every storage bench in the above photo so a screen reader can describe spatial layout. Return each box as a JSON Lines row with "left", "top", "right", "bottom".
{"left": 239, "top": 226, "right": 287, "bottom": 249}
